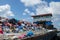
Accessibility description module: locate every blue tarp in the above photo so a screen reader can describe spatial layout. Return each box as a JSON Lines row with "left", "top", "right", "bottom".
{"left": 45, "top": 21, "right": 52, "bottom": 25}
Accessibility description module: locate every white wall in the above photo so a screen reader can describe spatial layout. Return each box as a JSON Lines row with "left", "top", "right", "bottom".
{"left": 33, "top": 16, "right": 52, "bottom": 22}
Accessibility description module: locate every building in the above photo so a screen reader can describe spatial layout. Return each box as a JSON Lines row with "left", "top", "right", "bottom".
{"left": 32, "top": 13, "right": 54, "bottom": 29}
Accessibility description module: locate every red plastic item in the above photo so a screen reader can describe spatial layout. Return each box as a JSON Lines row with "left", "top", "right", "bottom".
{"left": 18, "top": 34, "right": 26, "bottom": 39}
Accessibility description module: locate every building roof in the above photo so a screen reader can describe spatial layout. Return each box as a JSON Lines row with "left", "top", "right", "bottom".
{"left": 32, "top": 13, "right": 52, "bottom": 17}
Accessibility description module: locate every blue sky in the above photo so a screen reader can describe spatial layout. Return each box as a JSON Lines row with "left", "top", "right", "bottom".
{"left": 0, "top": 0, "right": 60, "bottom": 22}
{"left": 0, "top": 0, "right": 60, "bottom": 29}
{"left": 0, "top": 0, "right": 26, "bottom": 20}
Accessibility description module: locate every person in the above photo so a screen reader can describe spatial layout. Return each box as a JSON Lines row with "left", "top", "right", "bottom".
{"left": 0, "top": 26, "right": 3, "bottom": 34}
{"left": 14, "top": 25, "right": 19, "bottom": 33}
{"left": 3, "top": 23, "right": 10, "bottom": 33}
{"left": 32, "top": 24, "right": 37, "bottom": 31}
{"left": 16, "top": 23, "right": 24, "bottom": 32}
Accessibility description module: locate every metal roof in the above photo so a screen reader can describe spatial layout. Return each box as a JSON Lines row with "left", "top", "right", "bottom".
{"left": 32, "top": 13, "right": 52, "bottom": 17}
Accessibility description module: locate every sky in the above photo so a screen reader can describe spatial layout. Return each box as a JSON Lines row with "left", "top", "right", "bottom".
{"left": 0, "top": 0, "right": 60, "bottom": 29}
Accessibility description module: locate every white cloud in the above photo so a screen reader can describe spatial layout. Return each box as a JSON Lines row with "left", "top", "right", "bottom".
{"left": 23, "top": 9, "right": 35, "bottom": 16}
{"left": 24, "top": 9, "right": 30, "bottom": 13}
{"left": 30, "top": 12, "right": 35, "bottom": 16}
{"left": 35, "top": 1, "right": 50, "bottom": 15}
{"left": 36, "top": 7, "right": 48, "bottom": 15}
{"left": 50, "top": 2, "right": 60, "bottom": 14}
{"left": 49, "top": 2, "right": 60, "bottom": 28}
{"left": 23, "top": 13, "right": 26, "bottom": 15}
{"left": 20, "top": 0, "right": 41, "bottom": 6}
{"left": 0, "top": 4, "right": 10, "bottom": 12}
{"left": 22, "top": 9, "right": 30, "bottom": 15}
{"left": 0, "top": 4, "right": 14, "bottom": 18}
{"left": 21, "top": 0, "right": 49, "bottom": 15}
{"left": 5, "top": 11, "right": 14, "bottom": 16}
{"left": 21, "top": 0, "right": 50, "bottom": 15}
{"left": 36, "top": 7, "right": 53, "bottom": 15}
